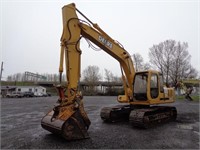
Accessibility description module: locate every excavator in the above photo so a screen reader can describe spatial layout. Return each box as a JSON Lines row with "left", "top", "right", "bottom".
{"left": 176, "top": 79, "right": 200, "bottom": 101}
{"left": 41, "top": 3, "right": 177, "bottom": 140}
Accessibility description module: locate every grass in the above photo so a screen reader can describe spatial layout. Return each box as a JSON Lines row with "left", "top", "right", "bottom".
{"left": 176, "top": 95, "right": 200, "bottom": 102}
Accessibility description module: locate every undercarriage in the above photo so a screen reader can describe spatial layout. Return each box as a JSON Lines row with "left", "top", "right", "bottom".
{"left": 100, "top": 105, "right": 177, "bottom": 128}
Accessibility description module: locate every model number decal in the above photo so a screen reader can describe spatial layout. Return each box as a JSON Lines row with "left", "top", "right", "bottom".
{"left": 98, "top": 35, "right": 113, "bottom": 49}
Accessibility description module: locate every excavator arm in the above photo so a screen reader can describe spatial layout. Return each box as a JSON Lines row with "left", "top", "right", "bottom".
{"left": 59, "top": 3, "right": 135, "bottom": 104}
{"left": 41, "top": 3, "right": 135, "bottom": 140}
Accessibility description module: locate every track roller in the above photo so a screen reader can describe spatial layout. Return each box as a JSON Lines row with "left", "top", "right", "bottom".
{"left": 129, "top": 106, "right": 177, "bottom": 128}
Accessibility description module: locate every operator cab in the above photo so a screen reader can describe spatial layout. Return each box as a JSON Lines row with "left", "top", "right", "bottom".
{"left": 133, "top": 71, "right": 164, "bottom": 101}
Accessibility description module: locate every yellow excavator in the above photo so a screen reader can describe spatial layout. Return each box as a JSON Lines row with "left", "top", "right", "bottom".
{"left": 177, "top": 79, "right": 200, "bottom": 101}
{"left": 41, "top": 3, "right": 177, "bottom": 140}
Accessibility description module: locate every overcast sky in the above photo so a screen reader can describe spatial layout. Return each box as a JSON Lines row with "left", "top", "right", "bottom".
{"left": 1, "top": 0, "right": 199, "bottom": 80}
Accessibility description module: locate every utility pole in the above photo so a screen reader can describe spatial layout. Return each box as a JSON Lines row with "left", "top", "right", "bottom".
{"left": 133, "top": 54, "right": 138, "bottom": 71}
{"left": 0, "top": 62, "right": 3, "bottom": 82}
{"left": 0, "top": 62, "right": 3, "bottom": 97}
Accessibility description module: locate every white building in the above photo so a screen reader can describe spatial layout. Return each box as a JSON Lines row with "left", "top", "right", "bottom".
{"left": 15, "top": 86, "right": 46, "bottom": 96}
{"left": 1, "top": 86, "right": 47, "bottom": 97}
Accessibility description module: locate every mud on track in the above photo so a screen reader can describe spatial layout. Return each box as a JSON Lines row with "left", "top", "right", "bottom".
{"left": 1, "top": 96, "right": 199, "bottom": 149}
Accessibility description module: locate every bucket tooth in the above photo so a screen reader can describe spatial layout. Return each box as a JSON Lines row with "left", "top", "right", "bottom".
{"left": 61, "top": 110, "right": 90, "bottom": 140}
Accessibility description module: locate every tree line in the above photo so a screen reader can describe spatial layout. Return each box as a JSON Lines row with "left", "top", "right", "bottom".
{"left": 6, "top": 73, "right": 64, "bottom": 82}
{"left": 6, "top": 39, "right": 199, "bottom": 88}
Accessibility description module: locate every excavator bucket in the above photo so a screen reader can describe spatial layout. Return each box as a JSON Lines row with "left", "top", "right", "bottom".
{"left": 41, "top": 86, "right": 91, "bottom": 140}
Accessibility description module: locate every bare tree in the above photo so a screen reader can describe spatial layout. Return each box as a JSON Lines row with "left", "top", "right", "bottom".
{"left": 7, "top": 73, "right": 24, "bottom": 81}
{"left": 149, "top": 40, "right": 198, "bottom": 86}
{"left": 6, "top": 72, "right": 60, "bottom": 82}
{"left": 104, "top": 69, "right": 114, "bottom": 83}
{"left": 82, "top": 65, "right": 102, "bottom": 93}
{"left": 132, "top": 53, "right": 151, "bottom": 71}
{"left": 7, "top": 75, "right": 12, "bottom": 81}
{"left": 169, "top": 42, "right": 190, "bottom": 85}
{"left": 104, "top": 68, "right": 121, "bottom": 83}
{"left": 143, "top": 62, "right": 151, "bottom": 70}
{"left": 104, "top": 68, "right": 122, "bottom": 95}
{"left": 132, "top": 53, "right": 144, "bottom": 71}
{"left": 112, "top": 76, "right": 121, "bottom": 83}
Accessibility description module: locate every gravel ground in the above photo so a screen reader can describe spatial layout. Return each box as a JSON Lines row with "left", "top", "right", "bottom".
{"left": 1, "top": 96, "right": 199, "bottom": 149}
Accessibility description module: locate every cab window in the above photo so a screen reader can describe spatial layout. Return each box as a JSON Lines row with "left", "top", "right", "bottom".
{"left": 150, "top": 74, "right": 159, "bottom": 99}
{"left": 159, "top": 74, "right": 164, "bottom": 93}
{"left": 133, "top": 73, "right": 148, "bottom": 101}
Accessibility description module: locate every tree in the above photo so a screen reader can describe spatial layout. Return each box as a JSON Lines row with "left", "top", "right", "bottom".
{"left": 132, "top": 53, "right": 144, "bottom": 71}
{"left": 149, "top": 40, "right": 198, "bottom": 86}
{"left": 169, "top": 41, "right": 195, "bottom": 84}
{"left": 104, "top": 68, "right": 123, "bottom": 95}
{"left": 143, "top": 63, "right": 151, "bottom": 70}
{"left": 132, "top": 53, "right": 151, "bottom": 71}
{"left": 6, "top": 73, "right": 24, "bottom": 81}
{"left": 82, "top": 65, "right": 102, "bottom": 93}
{"left": 104, "top": 68, "right": 121, "bottom": 83}
{"left": 104, "top": 69, "right": 114, "bottom": 83}
{"left": 6, "top": 72, "right": 60, "bottom": 82}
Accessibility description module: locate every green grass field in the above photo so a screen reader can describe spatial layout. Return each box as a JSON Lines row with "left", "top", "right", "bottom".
{"left": 176, "top": 95, "right": 200, "bottom": 101}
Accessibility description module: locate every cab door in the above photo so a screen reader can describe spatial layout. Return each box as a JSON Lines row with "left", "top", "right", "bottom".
{"left": 150, "top": 73, "right": 159, "bottom": 99}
